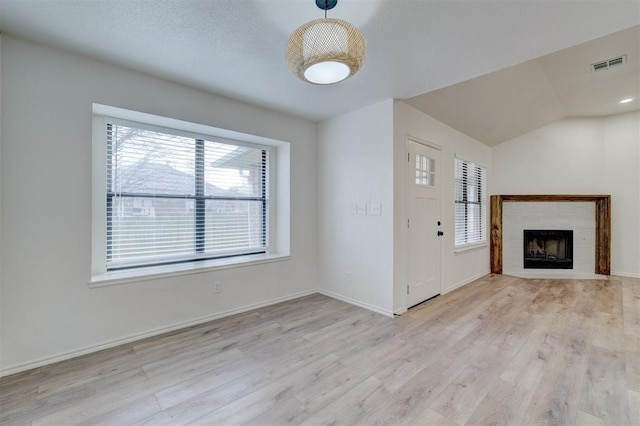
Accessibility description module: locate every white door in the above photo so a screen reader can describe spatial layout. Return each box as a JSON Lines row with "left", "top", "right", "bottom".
{"left": 407, "top": 139, "right": 442, "bottom": 308}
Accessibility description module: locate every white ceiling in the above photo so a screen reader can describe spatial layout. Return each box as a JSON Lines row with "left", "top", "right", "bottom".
{"left": 0, "top": 0, "right": 638, "bottom": 145}
{"left": 407, "top": 25, "right": 640, "bottom": 145}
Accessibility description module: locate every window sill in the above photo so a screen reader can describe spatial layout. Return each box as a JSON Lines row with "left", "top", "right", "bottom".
{"left": 454, "top": 242, "right": 488, "bottom": 254}
{"left": 89, "top": 253, "right": 290, "bottom": 288}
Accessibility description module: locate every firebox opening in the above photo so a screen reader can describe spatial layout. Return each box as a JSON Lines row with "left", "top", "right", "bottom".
{"left": 523, "top": 230, "right": 573, "bottom": 269}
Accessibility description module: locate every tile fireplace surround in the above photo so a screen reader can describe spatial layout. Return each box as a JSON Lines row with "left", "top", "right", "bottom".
{"left": 490, "top": 195, "right": 611, "bottom": 276}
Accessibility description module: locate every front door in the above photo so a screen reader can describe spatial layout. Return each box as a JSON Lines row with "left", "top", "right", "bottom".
{"left": 407, "top": 139, "right": 442, "bottom": 308}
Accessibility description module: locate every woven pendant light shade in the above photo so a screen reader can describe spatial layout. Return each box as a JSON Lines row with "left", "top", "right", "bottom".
{"left": 285, "top": 18, "right": 366, "bottom": 85}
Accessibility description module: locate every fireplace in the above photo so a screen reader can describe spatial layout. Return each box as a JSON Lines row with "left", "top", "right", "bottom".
{"left": 523, "top": 230, "right": 573, "bottom": 269}
{"left": 490, "top": 195, "right": 611, "bottom": 275}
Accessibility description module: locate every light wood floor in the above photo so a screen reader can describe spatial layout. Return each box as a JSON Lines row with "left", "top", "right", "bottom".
{"left": 1, "top": 274, "right": 639, "bottom": 425}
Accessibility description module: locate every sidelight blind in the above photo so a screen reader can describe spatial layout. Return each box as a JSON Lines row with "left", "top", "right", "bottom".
{"left": 106, "top": 122, "right": 269, "bottom": 270}
{"left": 454, "top": 156, "right": 486, "bottom": 247}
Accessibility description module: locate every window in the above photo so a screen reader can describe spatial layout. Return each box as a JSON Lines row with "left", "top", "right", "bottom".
{"left": 415, "top": 154, "right": 435, "bottom": 187}
{"left": 106, "top": 122, "right": 270, "bottom": 270}
{"left": 455, "top": 156, "right": 486, "bottom": 247}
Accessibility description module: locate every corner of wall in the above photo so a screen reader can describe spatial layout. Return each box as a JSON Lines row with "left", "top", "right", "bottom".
{"left": 317, "top": 100, "right": 395, "bottom": 314}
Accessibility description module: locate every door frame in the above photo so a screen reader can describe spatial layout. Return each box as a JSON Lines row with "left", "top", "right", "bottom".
{"left": 404, "top": 136, "right": 444, "bottom": 309}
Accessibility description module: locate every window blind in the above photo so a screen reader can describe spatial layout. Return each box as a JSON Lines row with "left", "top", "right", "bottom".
{"left": 106, "top": 123, "right": 269, "bottom": 269}
{"left": 454, "top": 156, "right": 486, "bottom": 247}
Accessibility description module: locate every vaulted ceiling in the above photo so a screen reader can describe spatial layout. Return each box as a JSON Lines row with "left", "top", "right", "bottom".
{"left": 406, "top": 26, "right": 640, "bottom": 146}
{"left": 0, "top": 0, "right": 638, "bottom": 146}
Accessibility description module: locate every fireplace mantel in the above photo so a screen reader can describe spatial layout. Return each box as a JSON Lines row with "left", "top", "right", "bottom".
{"left": 490, "top": 195, "right": 611, "bottom": 275}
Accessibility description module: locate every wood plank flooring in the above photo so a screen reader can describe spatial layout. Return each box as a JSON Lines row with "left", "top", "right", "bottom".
{"left": 1, "top": 274, "right": 638, "bottom": 425}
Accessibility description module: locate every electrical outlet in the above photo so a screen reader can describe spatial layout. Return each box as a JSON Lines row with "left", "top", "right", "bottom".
{"left": 356, "top": 204, "right": 366, "bottom": 215}
{"left": 368, "top": 203, "right": 381, "bottom": 216}
{"left": 351, "top": 203, "right": 358, "bottom": 215}
{"left": 213, "top": 281, "right": 221, "bottom": 294}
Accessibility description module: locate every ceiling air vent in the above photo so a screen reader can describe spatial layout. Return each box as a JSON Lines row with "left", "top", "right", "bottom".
{"left": 591, "top": 55, "right": 627, "bottom": 72}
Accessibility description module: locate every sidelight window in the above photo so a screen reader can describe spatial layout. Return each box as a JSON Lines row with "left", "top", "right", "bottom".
{"left": 454, "top": 156, "right": 486, "bottom": 247}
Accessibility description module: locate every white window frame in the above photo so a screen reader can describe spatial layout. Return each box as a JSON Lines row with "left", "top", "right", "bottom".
{"left": 454, "top": 156, "right": 487, "bottom": 250}
{"left": 90, "top": 104, "right": 290, "bottom": 286}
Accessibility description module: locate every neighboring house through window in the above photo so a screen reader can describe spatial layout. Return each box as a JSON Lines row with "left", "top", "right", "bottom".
{"left": 105, "top": 122, "right": 270, "bottom": 270}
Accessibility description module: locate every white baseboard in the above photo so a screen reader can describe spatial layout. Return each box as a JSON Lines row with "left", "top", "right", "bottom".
{"left": 611, "top": 271, "right": 640, "bottom": 279}
{"left": 0, "top": 289, "right": 318, "bottom": 378}
{"left": 318, "top": 289, "right": 394, "bottom": 318}
{"left": 442, "top": 270, "right": 491, "bottom": 295}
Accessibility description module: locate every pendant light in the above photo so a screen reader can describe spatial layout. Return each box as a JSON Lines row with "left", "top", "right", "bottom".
{"left": 285, "top": 0, "right": 367, "bottom": 85}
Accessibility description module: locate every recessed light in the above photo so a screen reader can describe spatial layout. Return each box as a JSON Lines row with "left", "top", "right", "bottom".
{"left": 620, "top": 98, "right": 633, "bottom": 104}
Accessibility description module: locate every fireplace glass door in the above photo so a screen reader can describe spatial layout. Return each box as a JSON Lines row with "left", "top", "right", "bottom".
{"left": 523, "top": 230, "right": 573, "bottom": 269}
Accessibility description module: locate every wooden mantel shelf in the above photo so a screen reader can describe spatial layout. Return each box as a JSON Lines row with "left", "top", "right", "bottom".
{"left": 490, "top": 194, "right": 611, "bottom": 275}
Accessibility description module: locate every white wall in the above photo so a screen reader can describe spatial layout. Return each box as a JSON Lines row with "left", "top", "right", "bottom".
{"left": 0, "top": 35, "right": 3, "bottom": 371}
{"left": 492, "top": 112, "right": 640, "bottom": 277}
{"left": 603, "top": 112, "right": 640, "bottom": 276}
{"left": 318, "top": 100, "right": 493, "bottom": 316}
{"left": 0, "top": 35, "right": 318, "bottom": 375}
{"left": 318, "top": 100, "right": 395, "bottom": 315}
{"left": 393, "top": 101, "right": 492, "bottom": 314}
